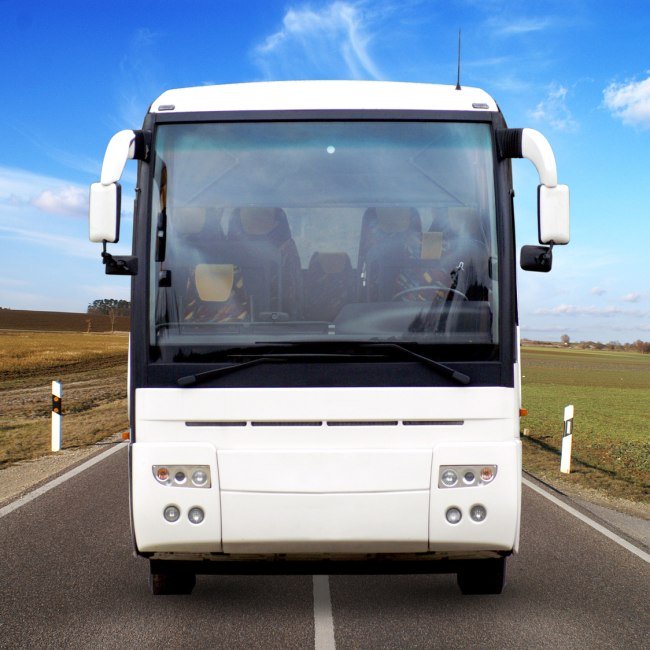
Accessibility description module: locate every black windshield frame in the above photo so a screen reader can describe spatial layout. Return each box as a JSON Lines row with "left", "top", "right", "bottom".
{"left": 128, "top": 109, "right": 517, "bottom": 392}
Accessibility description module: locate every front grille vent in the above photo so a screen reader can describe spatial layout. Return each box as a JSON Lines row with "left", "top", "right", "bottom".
{"left": 186, "top": 420, "right": 463, "bottom": 428}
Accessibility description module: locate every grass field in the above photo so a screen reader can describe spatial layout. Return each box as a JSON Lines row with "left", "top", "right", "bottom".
{"left": 1, "top": 330, "right": 648, "bottom": 505}
{"left": 0, "top": 331, "right": 128, "bottom": 469}
{"left": 521, "top": 346, "right": 649, "bottom": 503}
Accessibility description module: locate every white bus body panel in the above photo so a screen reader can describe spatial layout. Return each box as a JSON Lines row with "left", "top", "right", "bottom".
{"left": 151, "top": 81, "right": 498, "bottom": 115}
{"left": 133, "top": 386, "right": 520, "bottom": 554}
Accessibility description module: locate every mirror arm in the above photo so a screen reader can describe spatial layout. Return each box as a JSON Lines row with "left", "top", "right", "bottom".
{"left": 100, "top": 129, "right": 150, "bottom": 185}
{"left": 101, "top": 241, "right": 138, "bottom": 276}
{"left": 496, "top": 128, "right": 557, "bottom": 187}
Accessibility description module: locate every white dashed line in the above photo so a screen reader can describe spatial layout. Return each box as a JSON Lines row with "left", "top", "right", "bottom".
{"left": 313, "top": 574, "right": 336, "bottom": 649}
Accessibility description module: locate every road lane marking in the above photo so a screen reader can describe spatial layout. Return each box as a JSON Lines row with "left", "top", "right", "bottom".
{"left": 523, "top": 478, "right": 649, "bottom": 563}
{"left": 0, "top": 443, "right": 127, "bottom": 519}
{"left": 313, "top": 575, "right": 336, "bottom": 650}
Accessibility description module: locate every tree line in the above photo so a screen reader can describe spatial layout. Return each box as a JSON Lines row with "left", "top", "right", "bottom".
{"left": 530, "top": 335, "right": 650, "bottom": 353}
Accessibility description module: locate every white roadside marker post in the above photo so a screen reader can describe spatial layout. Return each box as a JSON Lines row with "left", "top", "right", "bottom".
{"left": 52, "top": 380, "right": 62, "bottom": 452}
{"left": 560, "top": 404, "right": 574, "bottom": 474}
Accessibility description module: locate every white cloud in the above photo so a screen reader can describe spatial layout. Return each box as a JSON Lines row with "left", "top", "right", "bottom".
{"left": 603, "top": 76, "right": 650, "bottom": 128}
{"left": 591, "top": 287, "right": 606, "bottom": 296}
{"left": 622, "top": 292, "right": 641, "bottom": 303}
{"left": 0, "top": 166, "right": 96, "bottom": 220}
{"left": 254, "top": 2, "right": 383, "bottom": 80}
{"left": 32, "top": 186, "right": 87, "bottom": 217}
{"left": 530, "top": 84, "right": 578, "bottom": 131}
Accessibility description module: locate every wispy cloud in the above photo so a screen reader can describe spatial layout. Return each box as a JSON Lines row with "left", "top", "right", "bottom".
{"left": 497, "top": 17, "right": 551, "bottom": 35}
{"left": 622, "top": 292, "right": 641, "bottom": 303}
{"left": 0, "top": 225, "right": 97, "bottom": 259}
{"left": 254, "top": 2, "right": 383, "bottom": 80}
{"left": 116, "top": 28, "right": 167, "bottom": 127}
{"left": 591, "top": 287, "right": 606, "bottom": 296}
{"left": 534, "top": 304, "right": 648, "bottom": 317}
{"left": 603, "top": 75, "right": 650, "bottom": 129}
{"left": 530, "top": 83, "right": 578, "bottom": 131}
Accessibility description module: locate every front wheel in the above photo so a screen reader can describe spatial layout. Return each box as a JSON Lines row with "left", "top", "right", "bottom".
{"left": 457, "top": 557, "right": 507, "bottom": 595}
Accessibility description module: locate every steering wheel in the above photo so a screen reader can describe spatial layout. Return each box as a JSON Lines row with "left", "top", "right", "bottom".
{"left": 392, "top": 284, "right": 467, "bottom": 301}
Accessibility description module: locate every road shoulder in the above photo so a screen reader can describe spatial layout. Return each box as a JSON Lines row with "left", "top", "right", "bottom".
{"left": 0, "top": 433, "right": 125, "bottom": 510}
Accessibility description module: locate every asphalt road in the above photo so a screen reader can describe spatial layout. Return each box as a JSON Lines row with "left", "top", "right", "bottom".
{"left": 1, "top": 447, "right": 648, "bottom": 649}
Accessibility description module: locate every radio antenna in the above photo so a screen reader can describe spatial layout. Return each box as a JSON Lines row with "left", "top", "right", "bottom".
{"left": 455, "top": 29, "right": 462, "bottom": 90}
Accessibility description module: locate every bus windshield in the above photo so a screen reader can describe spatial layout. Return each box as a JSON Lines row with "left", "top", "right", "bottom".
{"left": 150, "top": 120, "right": 498, "bottom": 359}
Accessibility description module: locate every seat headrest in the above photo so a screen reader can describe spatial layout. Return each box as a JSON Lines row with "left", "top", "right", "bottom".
{"left": 309, "top": 252, "right": 352, "bottom": 274}
{"left": 228, "top": 207, "right": 292, "bottom": 245}
{"left": 239, "top": 207, "right": 279, "bottom": 236}
{"left": 194, "top": 264, "right": 235, "bottom": 302}
{"left": 420, "top": 231, "right": 443, "bottom": 260}
{"left": 375, "top": 207, "right": 415, "bottom": 233}
{"left": 171, "top": 207, "right": 207, "bottom": 234}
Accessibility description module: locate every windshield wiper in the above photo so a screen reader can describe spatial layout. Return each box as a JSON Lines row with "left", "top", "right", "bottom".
{"left": 358, "top": 342, "right": 471, "bottom": 385}
{"left": 177, "top": 352, "right": 383, "bottom": 387}
{"left": 253, "top": 340, "right": 471, "bottom": 385}
{"left": 177, "top": 356, "right": 286, "bottom": 386}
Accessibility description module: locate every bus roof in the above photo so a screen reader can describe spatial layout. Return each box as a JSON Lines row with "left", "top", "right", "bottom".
{"left": 150, "top": 80, "right": 499, "bottom": 115}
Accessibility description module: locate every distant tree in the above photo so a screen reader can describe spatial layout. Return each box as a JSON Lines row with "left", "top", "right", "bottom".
{"left": 87, "top": 299, "right": 130, "bottom": 316}
{"left": 560, "top": 334, "right": 570, "bottom": 346}
{"left": 635, "top": 339, "right": 650, "bottom": 354}
{"left": 87, "top": 299, "right": 130, "bottom": 333}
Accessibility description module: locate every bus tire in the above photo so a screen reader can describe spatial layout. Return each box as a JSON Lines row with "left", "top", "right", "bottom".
{"left": 457, "top": 557, "right": 506, "bottom": 595}
{"left": 148, "top": 569, "right": 196, "bottom": 595}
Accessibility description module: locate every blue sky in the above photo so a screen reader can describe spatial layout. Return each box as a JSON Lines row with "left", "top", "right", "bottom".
{"left": 1, "top": 0, "right": 649, "bottom": 343}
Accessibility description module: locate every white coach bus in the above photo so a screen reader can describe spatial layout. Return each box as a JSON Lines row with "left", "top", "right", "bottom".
{"left": 89, "top": 80, "right": 569, "bottom": 595}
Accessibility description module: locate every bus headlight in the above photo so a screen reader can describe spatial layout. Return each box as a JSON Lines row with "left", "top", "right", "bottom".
{"left": 153, "top": 465, "right": 211, "bottom": 488}
{"left": 192, "top": 469, "right": 209, "bottom": 487}
{"left": 438, "top": 465, "right": 497, "bottom": 489}
{"left": 441, "top": 469, "right": 458, "bottom": 487}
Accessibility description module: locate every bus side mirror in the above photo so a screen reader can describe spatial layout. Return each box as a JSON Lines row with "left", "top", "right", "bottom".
{"left": 88, "top": 129, "right": 149, "bottom": 244}
{"left": 538, "top": 184, "right": 570, "bottom": 245}
{"left": 520, "top": 245, "right": 552, "bottom": 272}
{"left": 89, "top": 182, "right": 121, "bottom": 243}
{"left": 497, "top": 128, "right": 571, "bottom": 251}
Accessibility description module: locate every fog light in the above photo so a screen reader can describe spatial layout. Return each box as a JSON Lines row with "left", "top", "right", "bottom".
{"left": 188, "top": 507, "right": 205, "bottom": 524}
{"left": 163, "top": 505, "right": 180, "bottom": 522}
{"left": 174, "top": 471, "right": 186, "bottom": 484}
{"left": 441, "top": 469, "right": 458, "bottom": 487}
{"left": 192, "top": 469, "right": 208, "bottom": 486}
{"left": 446, "top": 507, "right": 462, "bottom": 524}
{"left": 470, "top": 504, "right": 487, "bottom": 522}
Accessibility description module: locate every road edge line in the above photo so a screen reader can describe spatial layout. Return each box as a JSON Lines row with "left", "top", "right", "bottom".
{"left": 313, "top": 575, "right": 336, "bottom": 650}
{"left": 0, "top": 443, "right": 127, "bottom": 519}
{"left": 522, "top": 477, "right": 649, "bottom": 563}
